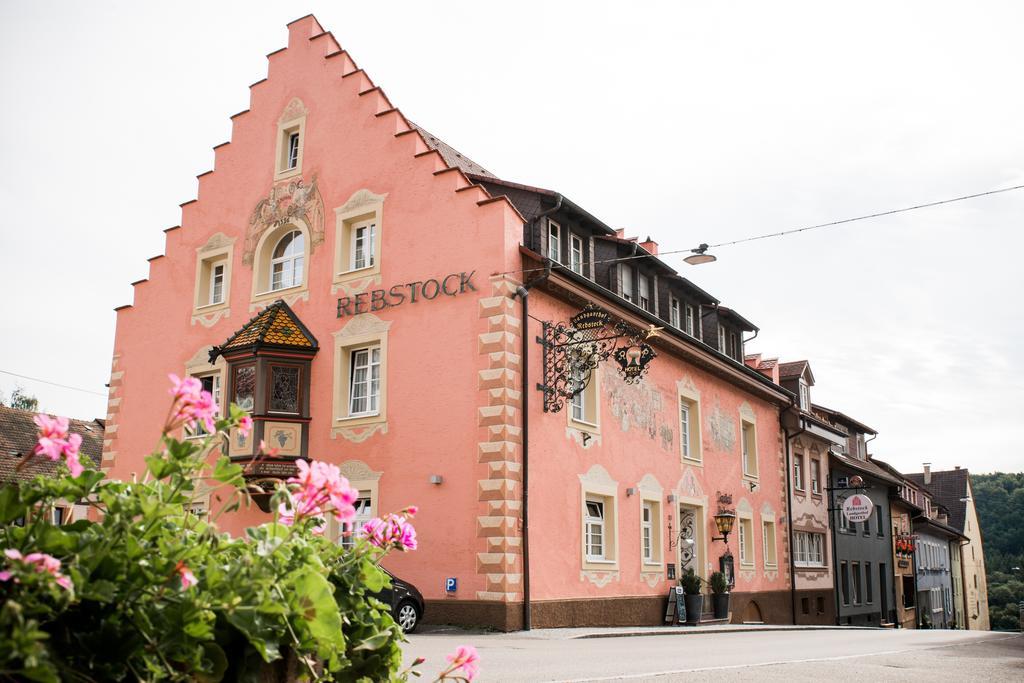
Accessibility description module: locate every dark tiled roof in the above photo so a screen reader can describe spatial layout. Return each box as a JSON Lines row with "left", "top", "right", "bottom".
{"left": 779, "top": 360, "right": 809, "bottom": 380}
{"left": 830, "top": 451, "right": 902, "bottom": 486}
{"left": 408, "top": 121, "right": 496, "bottom": 178}
{"left": 906, "top": 469, "right": 970, "bottom": 533}
{"left": 0, "top": 406, "right": 102, "bottom": 484}
{"left": 213, "top": 300, "right": 317, "bottom": 359}
{"left": 812, "top": 403, "right": 877, "bottom": 435}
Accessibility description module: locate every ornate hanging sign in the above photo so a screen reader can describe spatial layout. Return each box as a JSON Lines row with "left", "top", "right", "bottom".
{"left": 537, "top": 303, "right": 659, "bottom": 413}
{"left": 842, "top": 494, "right": 873, "bottom": 524}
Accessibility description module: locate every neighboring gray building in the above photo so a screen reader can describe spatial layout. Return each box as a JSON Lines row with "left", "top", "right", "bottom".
{"left": 913, "top": 515, "right": 959, "bottom": 628}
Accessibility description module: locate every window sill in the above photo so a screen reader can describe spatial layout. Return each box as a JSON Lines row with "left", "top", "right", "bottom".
{"left": 570, "top": 418, "right": 600, "bottom": 434}
{"left": 275, "top": 166, "right": 302, "bottom": 182}
{"left": 334, "top": 413, "right": 386, "bottom": 430}
{"left": 253, "top": 284, "right": 308, "bottom": 305}
{"left": 333, "top": 265, "right": 381, "bottom": 286}
{"left": 194, "top": 301, "right": 229, "bottom": 313}
{"left": 642, "top": 560, "right": 662, "bottom": 568}
{"left": 682, "top": 456, "right": 703, "bottom": 466}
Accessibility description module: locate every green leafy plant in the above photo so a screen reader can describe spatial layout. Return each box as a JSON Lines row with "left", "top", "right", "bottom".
{"left": 0, "top": 378, "right": 476, "bottom": 682}
{"left": 679, "top": 569, "right": 703, "bottom": 595}
{"left": 709, "top": 571, "right": 729, "bottom": 595}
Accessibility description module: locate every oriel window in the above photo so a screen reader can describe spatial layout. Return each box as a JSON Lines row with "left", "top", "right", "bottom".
{"left": 232, "top": 365, "right": 256, "bottom": 412}
{"left": 269, "top": 365, "right": 301, "bottom": 414}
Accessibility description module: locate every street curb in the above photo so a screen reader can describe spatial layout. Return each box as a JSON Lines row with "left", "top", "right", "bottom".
{"left": 570, "top": 626, "right": 884, "bottom": 639}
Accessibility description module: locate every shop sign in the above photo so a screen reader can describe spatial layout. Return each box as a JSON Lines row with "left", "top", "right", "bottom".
{"left": 336, "top": 271, "right": 476, "bottom": 317}
{"left": 842, "top": 494, "right": 873, "bottom": 524}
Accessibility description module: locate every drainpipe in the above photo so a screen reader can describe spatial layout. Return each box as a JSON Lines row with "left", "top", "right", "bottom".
{"left": 828, "top": 466, "right": 841, "bottom": 625}
{"left": 517, "top": 200, "right": 559, "bottom": 632}
{"left": 781, "top": 402, "right": 806, "bottom": 626}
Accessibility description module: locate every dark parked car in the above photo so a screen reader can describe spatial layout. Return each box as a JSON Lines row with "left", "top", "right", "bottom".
{"left": 375, "top": 569, "right": 425, "bottom": 633}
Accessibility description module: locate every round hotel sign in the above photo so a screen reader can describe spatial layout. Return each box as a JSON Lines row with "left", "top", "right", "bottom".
{"left": 843, "top": 494, "right": 873, "bottom": 524}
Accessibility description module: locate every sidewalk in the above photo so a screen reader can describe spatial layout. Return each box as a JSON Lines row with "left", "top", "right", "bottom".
{"left": 418, "top": 623, "right": 882, "bottom": 640}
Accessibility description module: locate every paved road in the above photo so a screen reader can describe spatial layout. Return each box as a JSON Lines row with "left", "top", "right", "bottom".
{"left": 404, "top": 627, "right": 1022, "bottom": 681}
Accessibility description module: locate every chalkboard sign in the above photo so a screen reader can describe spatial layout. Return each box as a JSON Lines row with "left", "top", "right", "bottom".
{"left": 664, "top": 587, "right": 686, "bottom": 625}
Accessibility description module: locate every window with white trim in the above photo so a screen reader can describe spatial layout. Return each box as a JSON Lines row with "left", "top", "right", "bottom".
{"left": 717, "top": 324, "right": 726, "bottom": 352}
{"left": 641, "top": 502, "right": 654, "bottom": 563}
{"left": 680, "top": 398, "right": 702, "bottom": 463}
{"left": 548, "top": 220, "right": 561, "bottom": 263}
{"left": 569, "top": 234, "right": 584, "bottom": 274}
{"left": 270, "top": 230, "right": 305, "bottom": 291}
{"left": 341, "top": 495, "right": 373, "bottom": 549}
{"left": 794, "top": 531, "right": 825, "bottom": 567}
{"left": 188, "top": 374, "right": 222, "bottom": 437}
{"left": 810, "top": 458, "right": 821, "bottom": 494}
{"left": 351, "top": 221, "right": 376, "bottom": 271}
{"left": 209, "top": 263, "right": 225, "bottom": 305}
{"left": 638, "top": 276, "right": 651, "bottom": 311}
{"left": 798, "top": 381, "right": 811, "bottom": 411}
{"left": 669, "top": 297, "right": 680, "bottom": 328}
{"left": 684, "top": 304, "right": 696, "bottom": 337}
{"left": 348, "top": 346, "right": 381, "bottom": 416}
{"left": 286, "top": 132, "right": 300, "bottom": 170}
{"left": 194, "top": 245, "right": 232, "bottom": 313}
{"left": 739, "top": 516, "right": 754, "bottom": 566}
{"left": 762, "top": 520, "right": 777, "bottom": 567}
{"left": 620, "top": 264, "right": 634, "bottom": 303}
{"left": 585, "top": 499, "right": 606, "bottom": 561}
{"left": 741, "top": 419, "right": 758, "bottom": 478}
{"left": 569, "top": 362, "right": 599, "bottom": 429}
{"left": 794, "top": 453, "right": 805, "bottom": 491}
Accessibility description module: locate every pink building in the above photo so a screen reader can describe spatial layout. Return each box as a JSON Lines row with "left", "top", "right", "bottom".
{"left": 104, "top": 15, "right": 795, "bottom": 629}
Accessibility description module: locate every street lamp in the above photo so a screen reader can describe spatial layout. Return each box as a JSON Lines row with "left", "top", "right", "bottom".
{"left": 711, "top": 510, "right": 736, "bottom": 544}
{"left": 684, "top": 243, "right": 717, "bottom": 265}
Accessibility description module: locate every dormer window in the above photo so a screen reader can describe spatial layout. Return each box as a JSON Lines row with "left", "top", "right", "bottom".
{"left": 669, "top": 297, "right": 681, "bottom": 328}
{"left": 799, "top": 381, "right": 811, "bottom": 411}
{"left": 569, "top": 234, "right": 584, "bottom": 274}
{"left": 684, "top": 304, "right": 696, "bottom": 336}
{"left": 621, "top": 264, "right": 635, "bottom": 303}
{"left": 727, "top": 331, "right": 741, "bottom": 359}
{"left": 717, "top": 324, "right": 726, "bottom": 352}
{"left": 548, "top": 220, "right": 562, "bottom": 263}
{"left": 638, "top": 276, "right": 651, "bottom": 312}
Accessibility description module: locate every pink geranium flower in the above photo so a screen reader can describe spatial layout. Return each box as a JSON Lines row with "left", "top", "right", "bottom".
{"left": 445, "top": 645, "right": 480, "bottom": 681}
{"left": 238, "top": 414, "right": 254, "bottom": 438}
{"left": 360, "top": 513, "right": 417, "bottom": 551}
{"left": 175, "top": 561, "right": 198, "bottom": 590}
{"left": 281, "top": 459, "right": 358, "bottom": 527}
{"left": 166, "top": 374, "right": 219, "bottom": 434}
{"left": 32, "top": 414, "right": 85, "bottom": 476}
{"left": 1, "top": 548, "right": 73, "bottom": 591}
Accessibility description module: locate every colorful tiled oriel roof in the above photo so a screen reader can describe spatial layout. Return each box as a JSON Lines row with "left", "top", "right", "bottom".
{"left": 211, "top": 300, "right": 317, "bottom": 360}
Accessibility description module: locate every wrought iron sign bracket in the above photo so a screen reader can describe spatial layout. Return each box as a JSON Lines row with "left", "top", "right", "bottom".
{"left": 537, "top": 303, "right": 659, "bottom": 413}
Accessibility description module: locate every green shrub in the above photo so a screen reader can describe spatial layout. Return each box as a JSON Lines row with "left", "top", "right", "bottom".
{"left": 709, "top": 571, "right": 729, "bottom": 595}
{"left": 679, "top": 569, "right": 703, "bottom": 595}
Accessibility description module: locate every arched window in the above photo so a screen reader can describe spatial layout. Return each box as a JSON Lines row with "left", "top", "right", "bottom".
{"left": 270, "top": 230, "right": 304, "bottom": 291}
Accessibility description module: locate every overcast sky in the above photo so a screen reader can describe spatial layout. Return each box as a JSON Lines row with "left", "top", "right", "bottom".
{"left": 1, "top": 1, "right": 1021, "bottom": 475}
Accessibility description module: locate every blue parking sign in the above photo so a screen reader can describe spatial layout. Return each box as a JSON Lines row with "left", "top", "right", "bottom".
{"left": 445, "top": 577, "right": 457, "bottom": 593}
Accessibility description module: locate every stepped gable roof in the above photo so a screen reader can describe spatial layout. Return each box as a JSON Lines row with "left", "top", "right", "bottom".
{"left": 211, "top": 300, "right": 317, "bottom": 361}
{"left": 0, "top": 406, "right": 102, "bottom": 484}
{"left": 906, "top": 468, "right": 970, "bottom": 533}
{"left": 408, "top": 121, "right": 496, "bottom": 179}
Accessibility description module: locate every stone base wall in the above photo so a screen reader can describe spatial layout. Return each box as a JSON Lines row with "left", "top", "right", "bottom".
{"left": 793, "top": 588, "right": 836, "bottom": 625}
{"left": 425, "top": 591, "right": 800, "bottom": 631}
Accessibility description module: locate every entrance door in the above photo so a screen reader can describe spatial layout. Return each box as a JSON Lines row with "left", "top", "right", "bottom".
{"left": 678, "top": 507, "right": 699, "bottom": 576}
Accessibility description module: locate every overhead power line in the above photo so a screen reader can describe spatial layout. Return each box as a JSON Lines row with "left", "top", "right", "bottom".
{"left": 0, "top": 369, "right": 108, "bottom": 398}
{"left": 496, "top": 182, "right": 1024, "bottom": 278}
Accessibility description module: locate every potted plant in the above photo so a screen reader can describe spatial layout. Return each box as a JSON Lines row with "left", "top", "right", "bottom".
{"left": 679, "top": 569, "right": 704, "bottom": 625}
{"left": 710, "top": 570, "right": 730, "bottom": 619}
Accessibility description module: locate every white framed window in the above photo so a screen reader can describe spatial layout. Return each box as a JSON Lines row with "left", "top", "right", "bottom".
{"left": 762, "top": 520, "right": 777, "bottom": 567}
{"left": 348, "top": 346, "right": 381, "bottom": 416}
{"left": 638, "top": 276, "right": 651, "bottom": 311}
{"left": 286, "top": 132, "right": 300, "bottom": 170}
{"left": 270, "top": 230, "right": 305, "bottom": 291}
{"left": 350, "top": 221, "right": 376, "bottom": 271}
{"left": 209, "top": 263, "right": 225, "bottom": 305}
{"left": 717, "top": 324, "right": 726, "bottom": 352}
{"left": 684, "top": 304, "right": 696, "bottom": 336}
{"left": 739, "top": 516, "right": 754, "bottom": 566}
{"left": 569, "top": 234, "right": 584, "bottom": 274}
{"left": 669, "top": 298, "right": 681, "bottom": 328}
{"left": 641, "top": 502, "right": 654, "bottom": 563}
{"left": 798, "top": 381, "right": 810, "bottom": 411}
{"left": 341, "top": 495, "right": 373, "bottom": 549}
{"left": 620, "top": 264, "right": 634, "bottom": 303}
{"left": 548, "top": 220, "right": 561, "bottom": 263}
{"left": 741, "top": 419, "right": 758, "bottom": 478}
{"left": 568, "top": 359, "right": 599, "bottom": 429}
{"left": 585, "top": 499, "right": 606, "bottom": 561}
{"left": 810, "top": 459, "right": 821, "bottom": 494}
{"left": 794, "top": 531, "right": 825, "bottom": 567}
{"left": 794, "top": 454, "right": 804, "bottom": 491}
